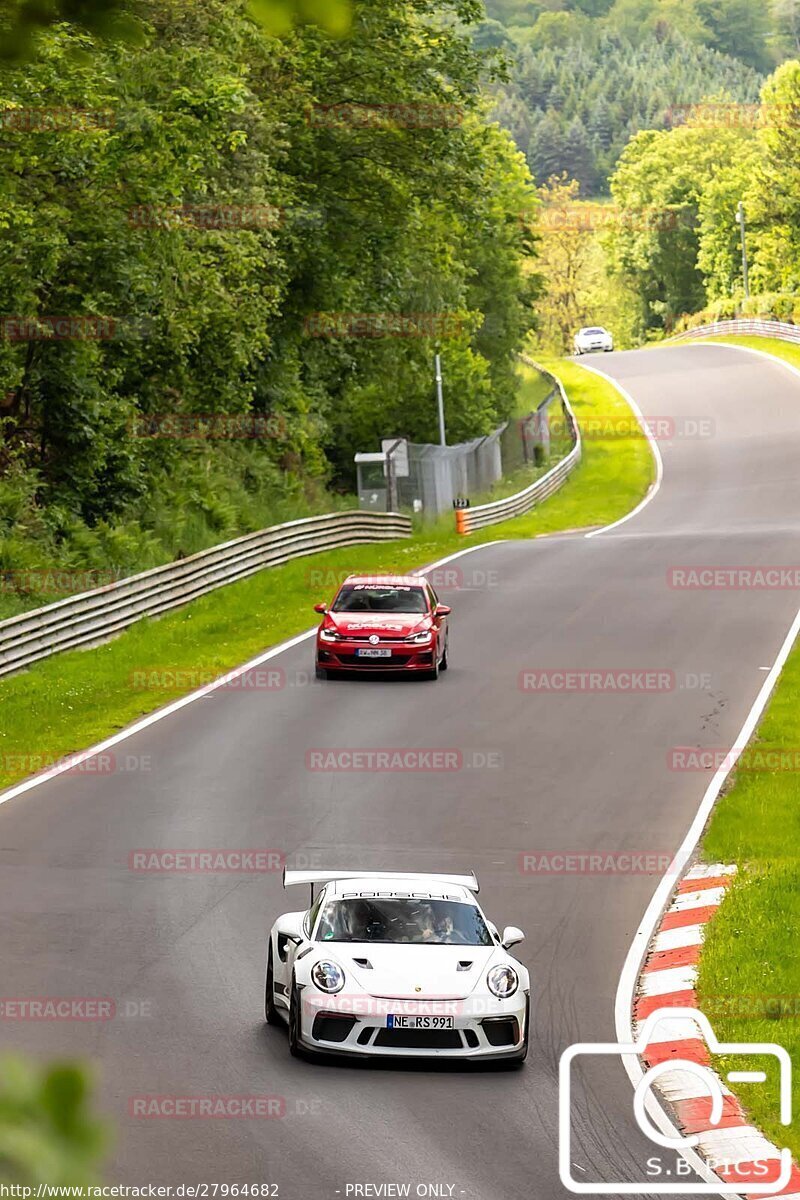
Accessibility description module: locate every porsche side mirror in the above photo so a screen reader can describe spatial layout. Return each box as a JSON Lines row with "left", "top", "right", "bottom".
{"left": 435, "top": 604, "right": 451, "bottom": 617}
{"left": 314, "top": 603, "right": 328, "bottom": 614}
{"left": 501, "top": 926, "right": 525, "bottom": 950}
{"left": 276, "top": 912, "right": 306, "bottom": 961}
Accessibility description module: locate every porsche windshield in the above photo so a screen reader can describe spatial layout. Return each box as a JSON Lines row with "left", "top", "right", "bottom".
{"left": 332, "top": 586, "right": 428, "bottom": 614}
{"left": 315, "top": 898, "right": 493, "bottom": 945}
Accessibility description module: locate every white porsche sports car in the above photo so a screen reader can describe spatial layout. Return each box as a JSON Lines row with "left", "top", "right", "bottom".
{"left": 265, "top": 870, "right": 530, "bottom": 1063}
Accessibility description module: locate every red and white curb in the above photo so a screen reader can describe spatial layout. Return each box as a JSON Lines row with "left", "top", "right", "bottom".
{"left": 635, "top": 863, "right": 800, "bottom": 1197}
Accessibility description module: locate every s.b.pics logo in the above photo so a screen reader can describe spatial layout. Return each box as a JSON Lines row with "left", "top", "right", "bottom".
{"left": 559, "top": 1008, "right": 793, "bottom": 1194}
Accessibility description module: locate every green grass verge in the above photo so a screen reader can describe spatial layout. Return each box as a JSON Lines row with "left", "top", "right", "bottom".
{"left": 0, "top": 358, "right": 654, "bottom": 793}
{"left": 697, "top": 632, "right": 800, "bottom": 1159}
{"left": 674, "top": 332, "right": 800, "bottom": 1157}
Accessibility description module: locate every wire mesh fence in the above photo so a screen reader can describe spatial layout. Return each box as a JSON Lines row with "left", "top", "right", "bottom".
{"left": 394, "top": 428, "right": 505, "bottom": 517}
{"left": 355, "top": 363, "right": 572, "bottom": 519}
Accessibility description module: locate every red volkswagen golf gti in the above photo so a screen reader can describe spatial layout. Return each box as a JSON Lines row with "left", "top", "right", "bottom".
{"left": 314, "top": 575, "right": 450, "bottom": 680}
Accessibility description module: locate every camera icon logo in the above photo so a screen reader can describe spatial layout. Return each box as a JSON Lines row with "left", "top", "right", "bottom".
{"left": 559, "top": 1007, "right": 793, "bottom": 1194}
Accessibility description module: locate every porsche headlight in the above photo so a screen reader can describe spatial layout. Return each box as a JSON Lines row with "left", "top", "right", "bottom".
{"left": 410, "top": 630, "right": 433, "bottom": 643}
{"left": 311, "top": 960, "right": 345, "bottom": 993}
{"left": 487, "top": 965, "right": 518, "bottom": 998}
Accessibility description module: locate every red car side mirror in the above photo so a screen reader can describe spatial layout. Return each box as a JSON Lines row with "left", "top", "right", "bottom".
{"left": 435, "top": 604, "right": 451, "bottom": 617}
{"left": 313, "top": 603, "right": 328, "bottom": 614}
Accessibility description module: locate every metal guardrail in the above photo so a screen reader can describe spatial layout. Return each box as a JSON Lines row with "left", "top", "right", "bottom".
{"left": 0, "top": 510, "right": 412, "bottom": 679}
{"left": 671, "top": 318, "right": 800, "bottom": 343}
{"left": 454, "top": 358, "right": 582, "bottom": 534}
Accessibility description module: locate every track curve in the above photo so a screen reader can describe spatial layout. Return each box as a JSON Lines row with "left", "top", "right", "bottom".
{"left": 2, "top": 344, "right": 800, "bottom": 1197}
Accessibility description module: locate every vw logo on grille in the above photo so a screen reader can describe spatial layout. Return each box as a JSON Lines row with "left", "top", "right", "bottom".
{"left": 369, "top": 634, "right": 380, "bottom": 645}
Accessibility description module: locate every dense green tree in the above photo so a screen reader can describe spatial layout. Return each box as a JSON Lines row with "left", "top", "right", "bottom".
{"left": 606, "top": 116, "right": 756, "bottom": 327}
{"left": 772, "top": 0, "right": 800, "bottom": 57}
{"left": 0, "top": 0, "right": 354, "bottom": 58}
{"left": 490, "top": 27, "right": 762, "bottom": 195}
{"left": 744, "top": 60, "right": 800, "bottom": 292}
{"left": 563, "top": 115, "right": 598, "bottom": 193}
{"left": 697, "top": 0, "right": 773, "bottom": 71}
{"left": 530, "top": 108, "right": 569, "bottom": 180}
{"left": 696, "top": 146, "right": 761, "bottom": 299}
{"left": 0, "top": 0, "right": 537, "bottom": 574}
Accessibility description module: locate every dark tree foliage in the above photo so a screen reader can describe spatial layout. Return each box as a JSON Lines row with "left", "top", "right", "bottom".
{"left": 0, "top": 0, "right": 538, "bottom": 577}
{"left": 477, "top": 0, "right": 772, "bottom": 195}
{"left": 492, "top": 30, "right": 762, "bottom": 193}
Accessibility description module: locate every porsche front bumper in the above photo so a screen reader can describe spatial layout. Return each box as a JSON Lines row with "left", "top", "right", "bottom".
{"left": 298, "top": 989, "right": 529, "bottom": 1060}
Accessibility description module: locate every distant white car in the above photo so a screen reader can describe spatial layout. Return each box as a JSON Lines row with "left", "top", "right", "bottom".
{"left": 574, "top": 326, "right": 614, "bottom": 354}
{"left": 265, "top": 870, "right": 530, "bottom": 1063}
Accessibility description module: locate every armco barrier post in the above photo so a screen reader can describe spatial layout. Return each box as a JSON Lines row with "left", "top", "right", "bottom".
{"left": 0, "top": 511, "right": 412, "bottom": 679}
{"left": 453, "top": 359, "right": 581, "bottom": 534}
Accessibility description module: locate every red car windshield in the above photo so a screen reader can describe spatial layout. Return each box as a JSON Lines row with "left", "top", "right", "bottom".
{"left": 332, "top": 585, "right": 429, "bottom": 614}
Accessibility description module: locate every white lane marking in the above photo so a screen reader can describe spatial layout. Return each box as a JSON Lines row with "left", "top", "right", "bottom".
{"left": 695, "top": 1127, "right": 782, "bottom": 1161}
{"left": 669, "top": 887, "right": 727, "bottom": 912}
{"left": 685, "top": 863, "right": 737, "bottom": 881}
{"left": 615, "top": 600, "right": 800, "bottom": 1194}
{"left": 419, "top": 540, "right": 506, "bottom": 572}
{"left": 653, "top": 925, "right": 705, "bottom": 952}
{"left": 571, "top": 359, "right": 665, "bottom": 539}
{"left": 657, "top": 1066, "right": 732, "bottom": 1102}
{"left": 640, "top": 966, "right": 698, "bottom": 997}
{"left": 637, "top": 1015, "right": 707, "bottom": 1046}
{"left": 0, "top": 540, "right": 505, "bottom": 809}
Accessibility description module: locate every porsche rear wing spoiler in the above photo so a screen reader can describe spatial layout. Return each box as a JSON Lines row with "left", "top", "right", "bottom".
{"left": 283, "top": 869, "right": 479, "bottom": 901}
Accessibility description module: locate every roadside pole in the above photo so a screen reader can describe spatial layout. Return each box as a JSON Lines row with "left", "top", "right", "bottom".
{"left": 435, "top": 352, "right": 447, "bottom": 446}
{"left": 736, "top": 201, "right": 750, "bottom": 300}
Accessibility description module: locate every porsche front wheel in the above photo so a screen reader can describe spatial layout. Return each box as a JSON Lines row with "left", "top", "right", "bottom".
{"left": 288, "top": 980, "right": 302, "bottom": 1057}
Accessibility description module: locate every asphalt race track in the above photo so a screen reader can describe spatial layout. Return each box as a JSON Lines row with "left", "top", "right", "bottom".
{"left": 2, "top": 342, "right": 799, "bottom": 1197}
